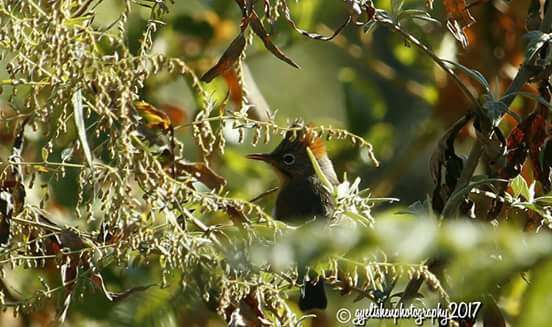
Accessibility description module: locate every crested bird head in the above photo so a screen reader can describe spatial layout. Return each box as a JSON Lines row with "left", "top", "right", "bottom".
{"left": 247, "top": 126, "right": 338, "bottom": 184}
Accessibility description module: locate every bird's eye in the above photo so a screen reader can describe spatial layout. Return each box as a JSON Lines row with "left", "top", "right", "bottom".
{"left": 282, "top": 153, "right": 295, "bottom": 165}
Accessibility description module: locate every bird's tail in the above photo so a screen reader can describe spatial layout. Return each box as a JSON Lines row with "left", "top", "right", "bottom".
{"left": 299, "top": 277, "right": 327, "bottom": 311}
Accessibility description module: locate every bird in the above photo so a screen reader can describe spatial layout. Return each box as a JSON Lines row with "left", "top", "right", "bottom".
{"left": 246, "top": 125, "right": 339, "bottom": 312}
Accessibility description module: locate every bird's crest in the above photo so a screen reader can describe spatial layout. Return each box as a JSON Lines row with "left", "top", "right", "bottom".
{"left": 303, "top": 129, "right": 327, "bottom": 159}
{"left": 285, "top": 122, "right": 327, "bottom": 159}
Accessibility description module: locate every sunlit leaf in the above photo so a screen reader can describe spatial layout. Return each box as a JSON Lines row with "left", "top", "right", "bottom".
{"left": 510, "top": 175, "right": 531, "bottom": 201}
{"left": 73, "top": 89, "right": 93, "bottom": 167}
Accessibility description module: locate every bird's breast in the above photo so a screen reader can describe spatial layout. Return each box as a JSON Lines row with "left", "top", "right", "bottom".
{"left": 274, "top": 176, "right": 334, "bottom": 221}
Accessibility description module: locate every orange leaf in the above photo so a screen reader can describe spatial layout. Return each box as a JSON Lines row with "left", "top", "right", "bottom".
{"left": 158, "top": 103, "right": 187, "bottom": 126}
{"left": 201, "top": 32, "right": 246, "bottom": 83}
{"left": 134, "top": 100, "right": 171, "bottom": 131}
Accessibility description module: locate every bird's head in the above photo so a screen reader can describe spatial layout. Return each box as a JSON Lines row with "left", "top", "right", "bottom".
{"left": 247, "top": 126, "right": 337, "bottom": 183}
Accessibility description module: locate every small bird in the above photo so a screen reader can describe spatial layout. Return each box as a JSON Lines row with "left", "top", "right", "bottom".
{"left": 247, "top": 126, "right": 339, "bottom": 311}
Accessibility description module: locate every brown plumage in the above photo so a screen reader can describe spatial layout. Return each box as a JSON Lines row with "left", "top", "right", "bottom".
{"left": 247, "top": 126, "right": 339, "bottom": 311}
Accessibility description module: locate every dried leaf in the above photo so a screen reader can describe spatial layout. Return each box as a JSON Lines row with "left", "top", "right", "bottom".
{"left": 443, "top": 0, "right": 475, "bottom": 47}
{"left": 249, "top": 12, "right": 299, "bottom": 69}
{"left": 430, "top": 112, "right": 472, "bottom": 213}
{"left": 226, "top": 290, "right": 271, "bottom": 326}
{"left": 226, "top": 205, "right": 251, "bottom": 226}
{"left": 134, "top": 100, "right": 171, "bottom": 131}
{"left": 201, "top": 32, "right": 247, "bottom": 83}
{"left": 499, "top": 111, "right": 547, "bottom": 180}
{"left": 90, "top": 272, "right": 154, "bottom": 302}
{"left": 158, "top": 103, "right": 187, "bottom": 125}
{"left": 281, "top": 1, "right": 351, "bottom": 41}
{"left": 109, "top": 284, "right": 155, "bottom": 302}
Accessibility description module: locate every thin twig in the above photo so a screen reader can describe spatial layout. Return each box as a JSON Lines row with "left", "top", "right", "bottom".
{"left": 249, "top": 187, "right": 279, "bottom": 203}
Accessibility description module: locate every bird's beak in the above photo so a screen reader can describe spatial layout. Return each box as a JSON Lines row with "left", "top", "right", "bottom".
{"left": 246, "top": 153, "right": 273, "bottom": 163}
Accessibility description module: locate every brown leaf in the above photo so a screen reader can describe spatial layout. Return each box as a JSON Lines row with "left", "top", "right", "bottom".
{"left": 498, "top": 111, "right": 546, "bottom": 180}
{"left": 222, "top": 68, "right": 243, "bottom": 108}
{"left": 489, "top": 96, "right": 548, "bottom": 218}
{"left": 430, "top": 112, "right": 473, "bottom": 213}
{"left": 204, "top": 0, "right": 300, "bottom": 82}
{"left": 109, "top": 285, "right": 155, "bottom": 302}
{"left": 226, "top": 205, "right": 251, "bottom": 226}
{"left": 158, "top": 103, "right": 187, "bottom": 126}
{"left": 226, "top": 290, "right": 271, "bottom": 326}
{"left": 90, "top": 272, "right": 154, "bottom": 302}
{"left": 174, "top": 161, "right": 227, "bottom": 189}
{"left": 0, "top": 118, "right": 28, "bottom": 246}
{"left": 201, "top": 32, "right": 247, "bottom": 83}
{"left": 249, "top": 12, "right": 300, "bottom": 69}
{"left": 97, "top": 221, "right": 137, "bottom": 245}
{"left": 281, "top": 0, "right": 351, "bottom": 41}
{"left": 443, "top": 0, "right": 476, "bottom": 47}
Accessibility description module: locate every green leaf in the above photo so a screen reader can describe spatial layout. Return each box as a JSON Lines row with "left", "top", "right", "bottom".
{"left": 391, "top": 0, "right": 405, "bottom": 15}
{"left": 442, "top": 59, "right": 490, "bottom": 93}
{"left": 41, "top": 148, "right": 49, "bottom": 162}
{"left": 398, "top": 9, "right": 441, "bottom": 26}
{"left": 72, "top": 89, "right": 93, "bottom": 167}
{"left": 306, "top": 147, "right": 334, "bottom": 193}
{"left": 535, "top": 196, "right": 552, "bottom": 205}
{"left": 510, "top": 175, "right": 532, "bottom": 201}
{"left": 363, "top": 20, "right": 378, "bottom": 34}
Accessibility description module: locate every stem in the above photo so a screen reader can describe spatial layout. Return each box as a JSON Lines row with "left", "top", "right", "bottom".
{"left": 72, "top": 0, "right": 95, "bottom": 18}
{"left": 27, "top": 0, "right": 48, "bottom": 17}
{"left": 11, "top": 216, "right": 63, "bottom": 233}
